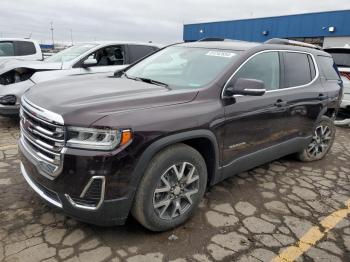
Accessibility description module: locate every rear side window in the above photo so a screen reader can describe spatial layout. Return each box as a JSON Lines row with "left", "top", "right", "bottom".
{"left": 324, "top": 49, "right": 350, "bottom": 68}
{"left": 128, "top": 45, "right": 157, "bottom": 63}
{"left": 15, "top": 41, "right": 37, "bottom": 56}
{"left": 318, "top": 56, "right": 340, "bottom": 81}
{"left": 283, "top": 52, "right": 315, "bottom": 88}
{"left": 0, "top": 41, "right": 15, "bottom": 56}
{"left": 234, "top": 51, "right": 280, "bottom": 91}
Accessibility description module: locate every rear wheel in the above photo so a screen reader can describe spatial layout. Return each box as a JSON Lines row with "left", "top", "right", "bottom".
{"left": 297, "top": 116, "right": 335, "bottom": 162}
{"left": 131, "top": 143, "right": 207, "bottom": 231}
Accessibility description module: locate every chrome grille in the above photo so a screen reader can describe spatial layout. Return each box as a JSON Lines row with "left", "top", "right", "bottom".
{"left": 20, "top": 97, "right": 65, "bottom": 179}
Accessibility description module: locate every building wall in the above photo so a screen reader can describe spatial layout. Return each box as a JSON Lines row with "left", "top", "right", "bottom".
{"left": 183, "top": 10, "right": 350, "bottom": 43}
{"left": 323, "top": 36, "right": 350, "bottom": 48}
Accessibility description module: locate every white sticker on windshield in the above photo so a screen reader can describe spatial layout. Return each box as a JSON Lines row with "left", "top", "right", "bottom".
{"left": 206, "top": 51, "right": 236, "bottom": 58}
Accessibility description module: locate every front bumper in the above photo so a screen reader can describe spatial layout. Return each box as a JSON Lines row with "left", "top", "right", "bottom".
{"left": 19, "top": 138, "right": 136, "bottom": 226}
{"left": 0, "top": 104, "right": 20, "bottom": 116}
{"left": 340, "top": 93, "right": 350, "bottom": 110}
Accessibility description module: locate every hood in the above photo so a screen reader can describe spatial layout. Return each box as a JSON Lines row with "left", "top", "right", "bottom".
{"left": 24, "top": 75, "right": 198, "bottom": 126}
{"left": 0, "top": 59, "right": 62, "bottom": 74}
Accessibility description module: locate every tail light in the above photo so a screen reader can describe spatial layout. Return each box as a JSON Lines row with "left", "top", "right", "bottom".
{"left": 340, "top": 72, "right": 350, "bottom": 81}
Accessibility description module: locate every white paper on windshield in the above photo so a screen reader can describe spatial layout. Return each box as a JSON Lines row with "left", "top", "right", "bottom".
{"left": 206, "top": 51, "right": 236, "bottom": 58}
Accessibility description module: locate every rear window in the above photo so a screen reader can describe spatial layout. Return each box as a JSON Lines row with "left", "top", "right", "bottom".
{"left": 15, "top": 41, "right": 37, "bottom": 56}
{"left": 0, "top": 41, "right": 15, "bottom": 56}
{"left": 283, "top": 52, "right": 315, "bottom": 88}
{"left": 318, "top": 56, "right": 340, "bottom": 81}
{"left": 325, "top": 49, "right": 350, "bottom": 68}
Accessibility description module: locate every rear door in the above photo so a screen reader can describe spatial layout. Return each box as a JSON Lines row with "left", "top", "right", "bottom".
{"left": 276, "top": 51, "right": 325, "bottom": 139}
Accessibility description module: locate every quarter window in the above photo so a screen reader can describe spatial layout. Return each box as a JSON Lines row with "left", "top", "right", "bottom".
{"left": 317, "top": 56, "right": 340, "bottom": 81}
{"left": 283, "top": 52, "right": 314, "bottom": 88}
{"left": 234, "top": 52, "right": 280, "bottom": 91}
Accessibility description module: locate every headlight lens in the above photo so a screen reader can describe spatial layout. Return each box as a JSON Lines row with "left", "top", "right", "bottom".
{"left": 66, "top": 127, "right": 132, "bottom": 150}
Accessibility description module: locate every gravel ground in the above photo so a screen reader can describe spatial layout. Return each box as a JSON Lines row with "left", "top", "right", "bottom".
{"left": 0, "top": 116, "right": 349, "bottom": 262}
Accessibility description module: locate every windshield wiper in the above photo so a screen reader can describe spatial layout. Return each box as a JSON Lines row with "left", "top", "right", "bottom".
{"left": 124, "top": 74, "right": 170, "bottom": 88}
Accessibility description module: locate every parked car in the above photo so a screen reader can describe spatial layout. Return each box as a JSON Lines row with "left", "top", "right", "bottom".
{"left": 0, "top": 38, "right": 42, "bottom": 61}
{"left": 324, "top": 47, "right": 350, "bottom": 114}
{"left": 0, "top": 41, "right": 160, "bottom": 116}
{"left": 19, "top": 39, "right": 342, "bottom": 231}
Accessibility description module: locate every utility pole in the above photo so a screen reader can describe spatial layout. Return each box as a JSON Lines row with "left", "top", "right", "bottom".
{"left": 50, "top": 21, "right": 54, "bottom": 49}
{"left": 70, "top": 29, "right": 73, "bottom": 46}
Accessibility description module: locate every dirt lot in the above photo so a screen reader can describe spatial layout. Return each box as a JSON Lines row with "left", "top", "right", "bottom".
{"left": 0, "top": 116, "right": 349, "bottom": 262}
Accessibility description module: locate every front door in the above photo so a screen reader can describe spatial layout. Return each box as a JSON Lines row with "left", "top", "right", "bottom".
{"left": 222, "top": 51, "right": 290, "bottom": 178}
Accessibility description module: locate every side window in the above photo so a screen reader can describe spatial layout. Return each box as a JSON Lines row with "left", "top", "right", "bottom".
{"left": 234, "top": 52, "right": 280, "bottom": 91}
{"left": 283, "top": 52, "right": 313, "bottom": 88}
{"left": 129, "top": 45, "right": 156, "bottom": 64}
{"left": 0, "top": 41, "right": 15, "bottom": 56}
{"left": 317, "top": 56, "right": 340, "bottom": 81}
{"left": 86, "top": 45, "right": 125, "bottom": 66}
{"left": 15, "top": 41, "right": 37, "bottom": 56}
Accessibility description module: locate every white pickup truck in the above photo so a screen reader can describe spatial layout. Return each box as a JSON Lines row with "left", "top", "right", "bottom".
{"left": 0, "top": 39, "right": 43, "bottom": 61}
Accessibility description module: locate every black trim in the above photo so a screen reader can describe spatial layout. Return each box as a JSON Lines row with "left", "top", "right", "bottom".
{"left": 221, "top": 136, "right": 312, "bottom": 182}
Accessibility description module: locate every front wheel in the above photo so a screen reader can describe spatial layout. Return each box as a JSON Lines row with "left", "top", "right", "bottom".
{"left": 131, "top": 143, "right": 207, "bottom": 231}
{"left": 297, "top": 116, "right": 335, "bottom": 162}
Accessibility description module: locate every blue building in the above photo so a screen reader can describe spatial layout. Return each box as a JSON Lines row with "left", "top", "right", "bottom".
{"left": 183, "top": 10, "right": 350, "bottom": 47}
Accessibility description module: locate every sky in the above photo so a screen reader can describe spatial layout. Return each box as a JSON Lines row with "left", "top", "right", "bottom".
{"left": 0, "top": 0, "right": 349, "bottom": 45}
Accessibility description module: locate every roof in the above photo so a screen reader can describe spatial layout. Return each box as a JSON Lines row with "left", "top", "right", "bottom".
{"left": 77, "top": 41, "right": 163, "bottom": 48}
{"left": 176, "top": 40, "right": 260, "bottom": 51}
{"left": 0, "top": 38, "right": 39, "bottom": 43}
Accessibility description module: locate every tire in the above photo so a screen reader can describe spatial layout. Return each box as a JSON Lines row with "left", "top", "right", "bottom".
{"left": 131, "top": 143, "right": 207, "bottom": 232}
{"left": 297, "top": 116, "right": 335, "bottom": 162}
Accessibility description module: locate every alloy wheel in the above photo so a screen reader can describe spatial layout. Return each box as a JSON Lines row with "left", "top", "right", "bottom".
{"left": 307, "top": 124, "right": 332, "bottom": 157}
{"left": 153, "top": 162, "right": 199, "bottom": 220}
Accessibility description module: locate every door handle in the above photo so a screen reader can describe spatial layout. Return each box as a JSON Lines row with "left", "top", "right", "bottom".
{"left": 274, "top": 99, "right": 287, "bottom": 107}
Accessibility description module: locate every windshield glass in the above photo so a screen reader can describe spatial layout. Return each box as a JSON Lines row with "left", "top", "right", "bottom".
{"left": 326, "top": 49, "right": 350, "bottom": 68}
{"left": 45, "top": 44, "right": 97, "bottom": 63}
{"left": 126, "top": 46, "right": 240, "bottom": 89}
{"left": 0, "top": 42, "right": 15, "bottom": 57}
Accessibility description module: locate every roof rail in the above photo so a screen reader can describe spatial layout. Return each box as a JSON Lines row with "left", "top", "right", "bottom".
{"left": 264, "top": 38, "right": 322, "bottom": 50}
{"left": 198, "top": 38, "right": 232, "bottom": 42}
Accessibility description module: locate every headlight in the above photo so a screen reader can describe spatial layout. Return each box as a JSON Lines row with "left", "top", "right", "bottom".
{"left": 66, "top": 127, "right": 132, "bottom": 150}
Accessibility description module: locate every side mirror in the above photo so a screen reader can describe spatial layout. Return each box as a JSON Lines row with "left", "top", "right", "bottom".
{"left": 224, "top": 78, "right": 266, "bottom": 97}
{"left": 83, "top": 58, "right": 98, "bottom": 68}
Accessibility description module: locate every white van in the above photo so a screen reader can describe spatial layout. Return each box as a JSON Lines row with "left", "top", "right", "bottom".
{"left": 0, "top": 39, "right": 43, "bottom": 61}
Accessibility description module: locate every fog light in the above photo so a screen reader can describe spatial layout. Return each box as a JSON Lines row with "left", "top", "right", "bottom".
{"left": 0, "top": 95, "right": 16, "bottom": 105}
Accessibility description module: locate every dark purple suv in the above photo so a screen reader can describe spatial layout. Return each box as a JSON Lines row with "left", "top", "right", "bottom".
{"left": 19, "top": 39, "right": 342, "bottom": 231}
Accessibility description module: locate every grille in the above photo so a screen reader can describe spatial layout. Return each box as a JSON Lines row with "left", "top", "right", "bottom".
{"left": 20, "top": 97, "right": 65, "bottom": 178}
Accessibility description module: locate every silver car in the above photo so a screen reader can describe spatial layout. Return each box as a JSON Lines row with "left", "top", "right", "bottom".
{"left": 0, "top": 41, "right": 160, "bottom": 116}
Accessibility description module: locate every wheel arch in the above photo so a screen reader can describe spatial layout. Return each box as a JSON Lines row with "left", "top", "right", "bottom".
{"left": 129, "top": 130, "right": 221, "bottom": 199}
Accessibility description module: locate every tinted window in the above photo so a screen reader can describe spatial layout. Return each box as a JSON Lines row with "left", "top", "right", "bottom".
{"left": 129, "top": 45, "right": 157, "bottom": 63}
{"left": 284, "top": 52, "right": 312, "bottom": 88}
{"left": 234, "top": 52, "right": 280, "bottom": 91}
{"left": 16, "top": 41, "right": 36, "bottom": 56}
{"left": 0, "top": 41, "right": 15, "bottom": 56}
{"left": 318, "top": 56, "right": 340, "bottom": 81}
{"left": 324, "top": 48, "right": 350, "bottom": 67}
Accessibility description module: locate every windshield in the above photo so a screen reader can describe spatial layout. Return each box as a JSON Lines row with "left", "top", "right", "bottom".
{"left": 326, "top": 49, "right": 350, "bottom": 68}
{"left": 0, "top": 42, "right": 15, "bottom": 57}
{"left": 125, "top": 46, "right": 240, "bottom": 89}
{"left": 45, "top": 44, "right": 97, "bottom": 63}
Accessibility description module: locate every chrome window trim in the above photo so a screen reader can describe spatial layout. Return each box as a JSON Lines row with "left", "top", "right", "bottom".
{"left": 65, "top": 176, "right": 106, "bottom": 211}
{"left": 21, "top": 96, "right": 64, "bottom": 125}
{"left": 20, "top": 162, "right": 63, "bottom": 208}
{"left": 221, "top": 49, "right": 320, "bottom": 99}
